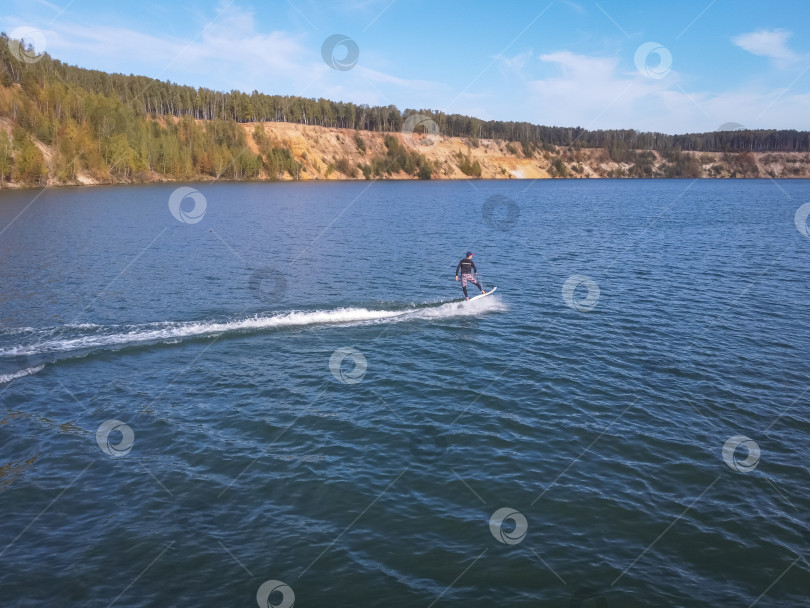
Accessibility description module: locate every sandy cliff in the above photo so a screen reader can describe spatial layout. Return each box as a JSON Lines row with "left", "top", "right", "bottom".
{"left": 240, "top": 121, "right": 810, "bottom": 182}
{"left": 4, "top": 116, "right": 810, "bottom": 187}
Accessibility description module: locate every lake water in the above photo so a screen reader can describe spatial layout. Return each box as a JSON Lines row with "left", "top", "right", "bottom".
{"left": 0, "top": 179, "right": 808, "bottom": 607}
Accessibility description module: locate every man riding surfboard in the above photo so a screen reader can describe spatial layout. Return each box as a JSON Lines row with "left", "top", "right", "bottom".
{"left": 455, "top": 251, "right": 487, "bottom": 300}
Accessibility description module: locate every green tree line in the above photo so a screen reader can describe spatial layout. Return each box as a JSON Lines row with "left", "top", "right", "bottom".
{"left": 0, "top": 34, "right": 326, "bottom": 185}
{"left": 3, "top": 33, "right": 809, "bottom": 154}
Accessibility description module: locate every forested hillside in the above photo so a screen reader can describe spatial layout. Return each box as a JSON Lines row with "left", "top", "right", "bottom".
{"left": 1, "top": 31, "right": 810, "bottom": 187}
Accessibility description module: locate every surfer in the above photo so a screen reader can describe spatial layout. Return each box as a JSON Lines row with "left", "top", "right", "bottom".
{"left": 455, "top": 251, "right": 487, "bottom": 300}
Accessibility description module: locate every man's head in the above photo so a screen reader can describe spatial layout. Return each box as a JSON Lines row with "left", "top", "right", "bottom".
{"left": 466, "top": 251, "right": 473, "bottom": 258}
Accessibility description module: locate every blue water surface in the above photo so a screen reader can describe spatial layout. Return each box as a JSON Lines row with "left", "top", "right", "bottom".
{"left": 0, "top": 179, "right": 808, "bottom": 607}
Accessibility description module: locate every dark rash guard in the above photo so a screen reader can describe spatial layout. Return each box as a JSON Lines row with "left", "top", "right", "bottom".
{"left": 456, "top": 258, "right": 477, "bottom": 277}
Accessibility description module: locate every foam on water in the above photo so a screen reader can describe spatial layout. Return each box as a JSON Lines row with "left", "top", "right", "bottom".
{"left": 0, "top": 296, "right": 506, "bottom": 360}
{"left": 0, "top": 365, "right": 45, "bottom": 385}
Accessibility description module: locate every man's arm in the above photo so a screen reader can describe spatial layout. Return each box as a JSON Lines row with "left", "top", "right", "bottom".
{"left": 471, "top": 260, "right": 478, "bottom": 274}
{"left": 455, "top": 261, "right": 462, "bottom": 277}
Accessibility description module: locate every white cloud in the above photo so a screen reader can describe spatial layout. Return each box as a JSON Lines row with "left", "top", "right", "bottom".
{"left": 528, "top": 51, "right": 669, "bottom": 129}
{"left": 2, "top": 4, "right": 447, "bottom": 108}
{"left": 43, "top": 7, "right": 310, "bottom": 82}
{"left": 355, "top": 65, "right": 440, "bottom": 91}
{"left": 314, "top": 65, "right": 450, "bottom": 112}
{"left": 732, "top": 29, "right": 798, "bottom": 67}
{"left": 497, "top": 49, "right": 534, "bottom": 80}
{"left": 539, "top": 50, "right": 620, "bottom": 83}
{"left": 525, "top": 50, "right": 810, "bottom": 133}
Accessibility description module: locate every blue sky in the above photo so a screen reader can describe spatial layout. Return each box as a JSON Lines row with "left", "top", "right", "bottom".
{"left": 3, "top": 0, "right": 809, "bottom": 134}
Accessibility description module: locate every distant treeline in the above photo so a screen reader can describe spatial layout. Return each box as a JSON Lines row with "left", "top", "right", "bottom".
{"left": 2, "top": 32, "right": 808, "bottom": 156}
{"left": 0, "top": 33, "right": 300, "bottom": 184}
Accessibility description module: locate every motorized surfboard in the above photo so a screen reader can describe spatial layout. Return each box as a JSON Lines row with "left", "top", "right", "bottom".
{"left": 468, "top": 286, "right": 497, "bottom": 301}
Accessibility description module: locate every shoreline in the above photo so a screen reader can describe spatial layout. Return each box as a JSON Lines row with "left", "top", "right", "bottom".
{"left": 2, "top": 175, "right": 809, "bottom": 193}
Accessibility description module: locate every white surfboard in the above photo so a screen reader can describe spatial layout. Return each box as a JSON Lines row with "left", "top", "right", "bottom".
{"left": 468, "top": 286, "right": 497, "bottom": 301}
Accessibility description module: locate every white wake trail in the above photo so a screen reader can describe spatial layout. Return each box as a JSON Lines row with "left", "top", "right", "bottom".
{"left": 0, "top": 365, "right": 45, "bottom": 385}
{"left": 0, "top": 296, "right": 506, "bottom": 358}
